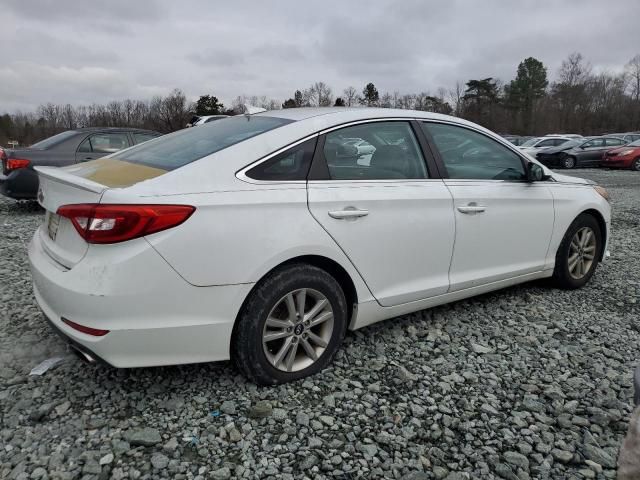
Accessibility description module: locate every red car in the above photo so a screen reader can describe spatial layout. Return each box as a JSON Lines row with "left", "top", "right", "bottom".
{"left": 601, "top": 139, "right": 640, "bottom": 170}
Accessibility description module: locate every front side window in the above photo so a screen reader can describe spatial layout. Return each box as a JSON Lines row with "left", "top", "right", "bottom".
{"left": 246, "top": 138, "right": 317, "bottom": 181}
{"left": 322, "top": 122, "right": 428, "bottom": 180}
{"left": 85, "top": 133, "right": 131, "bottom": 153}
{"left": 537, "top": 139, "right": 556, "bottom": 147}
{"left": 132, "top": 132, "right": 159, "bottom": 144}
{"left": 114, "top": 116, "right": 292, "bottom": 170}
{"left": 422, "top": 122, "right": 525, "bottom": 180}
{"left": 583, "top": 139, "right": 603, "bottom": 148}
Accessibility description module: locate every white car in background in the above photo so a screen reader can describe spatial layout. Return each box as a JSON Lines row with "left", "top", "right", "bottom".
{"left": 29, "top": 108, "right": 611, "bottom": 384}
{"left": 518, "top": 136, "right": 575, "bottom": 156}
{"left": 187, "top": 115, "right": 229, "bottom": 127}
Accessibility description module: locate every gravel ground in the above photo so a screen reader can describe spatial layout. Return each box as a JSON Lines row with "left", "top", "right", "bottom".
{"left": 1, "top": 169, "right": 638, "bottom": 480}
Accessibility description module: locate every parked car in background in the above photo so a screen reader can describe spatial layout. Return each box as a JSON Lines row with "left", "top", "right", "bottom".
{"left": 545, "top": 133, "right": 583, "bottom": 139}
{"left": 601, "top": 139, "right": 640, "bottom": 170}
{"left": 29, "top": 107, "right": 611, "bottom": 384}
{"left": 187, "top": 115, "right": 229, "bottom": 127}
{"left": 0, "top": 127, "right": 161, "bottom": 200}
{"left": 536, "top": 136, "right": 627, "bottom": 169}
{"left": 518, "top": 136, "right": 574, "bottom": 156}
{"left": 502, "top": 135, "right": 534, "bottom": 146}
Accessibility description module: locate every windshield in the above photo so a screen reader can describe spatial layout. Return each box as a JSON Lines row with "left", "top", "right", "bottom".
{"left": 114, "top": 116, "right": 293, "bottom": 170}
{"left": 628, "top": 139, "right": 640, "bottom": 147}
{"left": 30, "top": 130, "right": 78, "bottom": 150}
{"left": 520, "top": 137, "right": 541, "bottom": 147}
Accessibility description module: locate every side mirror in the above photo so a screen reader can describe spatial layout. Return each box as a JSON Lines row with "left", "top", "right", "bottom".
{"left": 526, "top": 162, "right": 546, "bottom": 182}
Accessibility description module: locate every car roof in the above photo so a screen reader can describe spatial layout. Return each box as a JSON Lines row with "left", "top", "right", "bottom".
{"left": 71, "top": 127, "right": 159, "bottom": 134}
{"left": 258, "top": 107, "right": 459, "bottom": 123}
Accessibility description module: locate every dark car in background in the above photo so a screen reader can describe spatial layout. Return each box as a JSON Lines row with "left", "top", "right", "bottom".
{"left": 601, "top": 139, "right": 640, "bottom": 170}
{"left": 536, "top": 136, "right": 627, "bottom": 169}
{"left": 0, "top": 127, "right": 161, "bottom": 199}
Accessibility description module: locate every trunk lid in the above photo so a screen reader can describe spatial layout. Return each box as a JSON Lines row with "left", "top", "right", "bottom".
{"left": 35, "top": 166, "right": 107, "bottom": 268}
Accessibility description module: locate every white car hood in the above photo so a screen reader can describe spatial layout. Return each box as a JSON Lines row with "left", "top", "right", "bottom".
{"left": 550, "top": 172, "right": 595, "bottom": 185}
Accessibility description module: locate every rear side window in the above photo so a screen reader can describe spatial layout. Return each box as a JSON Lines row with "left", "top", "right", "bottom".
{"left": 322, "top": 122, "right": 428, "bottom": 180}
{"left": 605, "top": 138, "right": 625, "bottom": 146}
{"left": 132, "top": 132, "right": 159, "bottom": 144}
{"left": 77, "top": 133, "right": 130, "bottom": 153}
{"left": 114, "top": 116, "right": 292, "bottom": 170}
{"left": 422, "top": 122, "right": 526, "bottom": 180}
{"left": 90, "top": 133, "right": 130, "bottom": 153}
{"left": 246, "top": 138, "right": 317, "bottom": 181}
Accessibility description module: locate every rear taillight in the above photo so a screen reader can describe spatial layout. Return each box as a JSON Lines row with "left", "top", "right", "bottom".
{"left": 6, "top": 158, "right": 30, "bottom": 170}
{"left": 57, "top": 204, "right": 195, "bottom": 244}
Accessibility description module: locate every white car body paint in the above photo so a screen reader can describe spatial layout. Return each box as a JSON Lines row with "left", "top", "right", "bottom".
{"left": 29, "top": 108, "right": 611, "bottom": 368}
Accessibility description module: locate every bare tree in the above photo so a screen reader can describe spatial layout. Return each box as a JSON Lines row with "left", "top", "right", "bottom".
{"left": 304, "top": 82, "right": 333, "bottom": 107}
{"left": 343, "top": 86, "right": 358, "bottom": 107}
{"left": 626, "top": 54, "right": 640, "bottom": 102}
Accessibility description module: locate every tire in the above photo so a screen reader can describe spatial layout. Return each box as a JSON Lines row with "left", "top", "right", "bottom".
{"left": 551, "top": 213, "right": 603, "bottom": 289}
{"left": 563, "top": 156, "right": 576, "bottom": 169}
{"left": 232, "top": 264, "right": 347, "bottom": 385}
{"left": 632, "top": 158, "right": 640, "bottom": 171}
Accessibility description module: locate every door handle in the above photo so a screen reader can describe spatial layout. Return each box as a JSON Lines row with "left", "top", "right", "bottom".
{"left": 457, "top": 202, "right": 486, "bottom": 214}
{"left": 328, "top": 208, "right": 369, "bottom": 219}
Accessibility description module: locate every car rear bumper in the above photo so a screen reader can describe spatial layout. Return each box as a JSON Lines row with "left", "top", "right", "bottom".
{"left": 29, "top": 228, "right": 254, "bottom": 367}
{"left": 0, "top": 169, "right": 39, "bottom": 199}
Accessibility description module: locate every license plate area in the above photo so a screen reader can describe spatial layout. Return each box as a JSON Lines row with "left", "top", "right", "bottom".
{"left": 47, "top": 212, "right": 61, "bottom": 241}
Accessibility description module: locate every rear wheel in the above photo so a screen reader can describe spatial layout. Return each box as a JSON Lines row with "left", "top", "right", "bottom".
{"left": 563, "top": 156, "right": 576, "bottom": 169}
{"left": 552, "top": 214, "right": 602, "bottom": 289}
{"left": 232, "top": 264, "right": 347, "bottom": 385}
{"left": 632, "top": 158, "right": 640, "bottom": 171}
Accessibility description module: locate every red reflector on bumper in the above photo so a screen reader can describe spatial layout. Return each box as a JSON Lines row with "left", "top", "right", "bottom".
{"left": 62, "top": 318, "right": 110, "bottom": 336}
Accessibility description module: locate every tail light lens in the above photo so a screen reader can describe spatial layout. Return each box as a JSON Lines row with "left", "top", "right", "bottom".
{"left": 62, "top": 318, "right": 109, "bottom": 336}
{"left": 6, "top": 158, "right": 30, "bottom": 170}
{"left": 57, "top": 204, "right": 195, "bottom": 244}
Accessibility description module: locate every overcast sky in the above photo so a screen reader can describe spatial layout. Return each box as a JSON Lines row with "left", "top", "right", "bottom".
{"left": 1, "top": 0, "right": 639, "bottom": 113}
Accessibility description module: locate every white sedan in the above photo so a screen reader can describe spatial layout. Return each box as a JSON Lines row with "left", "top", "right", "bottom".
{"left": 29, "top": 108, "right": 611, "bottom": 384}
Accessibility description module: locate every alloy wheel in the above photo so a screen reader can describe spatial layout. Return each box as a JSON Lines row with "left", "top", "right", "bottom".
{"left": 633, "top": 158, "right": 640, "bottom": 171}
{"left": 262, "top": 288, "right": 334, "bottom": 372}
{"left": 568, "top": 227, "right": 597, "bottom": 280}
{"left": 564, "top": 157, "right": 576, "bottom": 169}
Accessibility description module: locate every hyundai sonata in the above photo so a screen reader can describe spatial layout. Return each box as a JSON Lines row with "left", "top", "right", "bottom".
{"left": 29, "top": 108, "right": 611, "bottom": 384}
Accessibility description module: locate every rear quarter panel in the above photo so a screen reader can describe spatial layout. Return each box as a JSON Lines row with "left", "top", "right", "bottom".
{"left": 100, "top": 185, "right": 375, "bottom": 304}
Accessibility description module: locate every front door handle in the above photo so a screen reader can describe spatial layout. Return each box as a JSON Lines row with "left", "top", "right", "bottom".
{"left": 328, "top": 208, "right": 369, "bottom": 219}
{"left": 457, "top": 202, "right": 486, "bottom": 214}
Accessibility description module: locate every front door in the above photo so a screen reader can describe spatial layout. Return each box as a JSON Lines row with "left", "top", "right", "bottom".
{"left": 421, "top": 121, "right": 555, "bottom": 291}
{"left": 307, "top": 120, "right": 455, "bottom": 307}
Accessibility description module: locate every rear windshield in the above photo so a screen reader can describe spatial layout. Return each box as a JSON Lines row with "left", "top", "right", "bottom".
{"left": 114, "top": 116, "right": 293, "bottom": 170}
{"left": 30, "top": 130, "right": 78, "bottom": 150}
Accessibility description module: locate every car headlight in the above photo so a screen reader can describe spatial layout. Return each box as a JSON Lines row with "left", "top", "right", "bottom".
{"left": 618, "top": 149, "right": 634, "bottom": 156}
{"left": 594, "top": 185, "right": 610, "bottom": 202}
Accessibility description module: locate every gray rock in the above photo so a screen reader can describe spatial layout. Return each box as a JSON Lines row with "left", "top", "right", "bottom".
{"left": 551, "top": 448, "right": 573, "bottom": 463}
{"left": 503, "top": 451, "right": 529, "bottom": 469}
{"left": 151, "top": 453, "right": 169, "bottom": 469}
{"left": 211, "top": 467, "right": 231, "bottom": 480}
{"left": 99, "top": 453, "right": 114, "bottom": 465}
{"left": 582, "top": 444, "right": 616, "bottom": 469}
{"left": 124, "top": 427, "right": 162, "bottom": 446}
{"left": 299, "top": 455, "right": 319, "bottom": 470}
{"left": 249, "top": 400, "right": 272, "bottom": 418}
{"left": 220, "top": 400, "right": 236, "bottom": 415}
{"left": 296, "top": 412, "right": 310, "bottom": 426}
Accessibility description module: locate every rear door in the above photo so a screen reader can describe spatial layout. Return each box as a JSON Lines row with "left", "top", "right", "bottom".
{"left": 576, "top": 138, "right": 606, "bottom": 165}
{"left": 307, "top": 120, "right": 455, "bottom": 307}
{"left": 75, "top": 132, "right": 132, "bottom": 163}
{"left": 421, "top": 121, "right": 554, "bottom": 291}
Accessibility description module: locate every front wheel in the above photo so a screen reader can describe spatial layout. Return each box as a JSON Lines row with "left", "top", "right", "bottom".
{"left": 563, "top": 156, "right": 577, "bottom": 169}
{"left": 632, "top": 158, "right": 640, "bottom": 171}
{"left": 232, "top": 264, "right": 347, "bottom": 385}
{"left": 552, "top": 214, "right": 602, "bottom": 289}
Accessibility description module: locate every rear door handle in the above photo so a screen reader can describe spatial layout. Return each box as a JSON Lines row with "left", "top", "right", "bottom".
{"left": 328, "top": 208, "right": 369, "bottom": 219}
{"left": 457, "top": 202, "right": 486, "bottom": 214}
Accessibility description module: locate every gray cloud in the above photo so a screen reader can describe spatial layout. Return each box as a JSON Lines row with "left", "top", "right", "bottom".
{"left": 1, "top": 0, "right": 639, "bottom": 112}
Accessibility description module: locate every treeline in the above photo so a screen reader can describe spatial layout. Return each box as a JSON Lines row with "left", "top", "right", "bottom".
{"left": 1, "top": 52, "right": 640, "bottom": 146}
